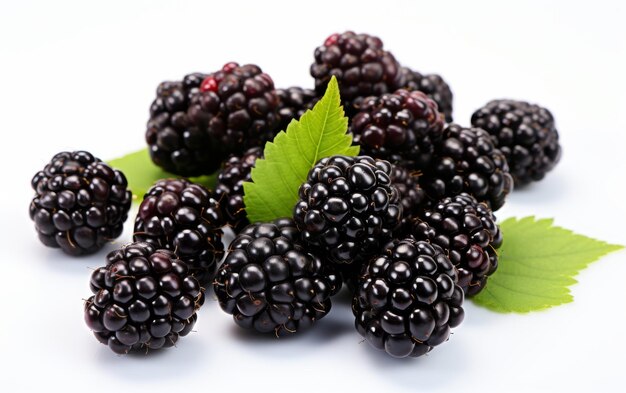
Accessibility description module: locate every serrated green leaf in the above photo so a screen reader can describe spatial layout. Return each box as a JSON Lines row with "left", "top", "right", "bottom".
{"left": 108, "top": 148, "right": 217, "bottom": 201}
{"left": 243, "top": 76, "right": 358, "bottom": 222}
{"left": 472, "top": 216, "right": 623, "bottom": 313}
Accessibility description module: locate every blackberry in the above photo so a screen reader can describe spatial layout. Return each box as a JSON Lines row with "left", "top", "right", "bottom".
{"left": 276, "top": 87, "right": 318, "bottom": 131}
{"left": 133, "top": 179, "right": 224, "bottom": 285}
{"left": 310, "top": 31, "right": 402, "bottom": 115}
{"left": 412, "top": 193, "right": 502, "bottom": 296}
{"left": 213, "top": 218, "right": 342, "bottom": 336}
{"left": 352, "top": 239, "right": 464, "bottom": 358}
{"left": 84, "top": 242, "right": 204, "bottom": 354}
{"left": 471, "top": 99, "right": 561, "bottom": 185}
{"left": 146, "top": 72, "right": 224, "bottom": 176}
{"left": 29, "top": 151, "right": 131, "bottom": 256}
{"left": 420, "top": 124, "right": 513, "bottom": 210}
{"left": 293, "top": 156, "right": 403, "bottom": 265}
{"left": 397, "top": 67, "right": 453, "bottom": 122}
{"left": 391, "top": 165, "right": 429, "bottom": 236}
{"left": 215, "top": 147, "right": 263, "bottom": 233}
{"left": 187, "top": 62, "right": 280, "bottom": 158}
{"left": 350, "top": 89, "right": 445, "bottom": 170}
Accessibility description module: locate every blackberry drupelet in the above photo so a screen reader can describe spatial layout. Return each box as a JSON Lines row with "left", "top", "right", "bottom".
{"left": 187, "top": 62, "right": 280, "bottom": 157}
{"left": 352, "top": 239, "right": 464, "bottom": 358}
{"left": 275, "top": 87, "right": 318, "bottom": 132}
{"left": 310, "top": 31, "right": 402, "bottom": 115}
{"left": 84, "top": 242, "right": 205, "bottom": 354}
{"left": 213, "top": 218, "right": 342, "bottom": 336}
{"left": 133, "top": 179, "right": 224, "bottom": 285}
{"left": 397, "top": 67, "right": 453, "bottom": 122}
{"left": 412, "top": 193, "right": 502, "bottom": 296}
{"left": 29, "top": 151, "right": 131, "bottom": 256}
{"left": 146, "top": 72, "right": 223, "bottom": 176}
{"left": 391, "top": 165, "right": 429, "bottom": 236}
{"left": 471, "top": 99, "right": 561, "bottom": 185}
{"left": 293, "top": 156, "right": 403, "bottom": 265}
{"left": 420, "top": 124, "right": 513, "bottom": 210}
{"left": 215, "top": 147, "right": 263, "bottom": 233}
{"left": 350, "top": 89, "right": 445, "bottom": 170}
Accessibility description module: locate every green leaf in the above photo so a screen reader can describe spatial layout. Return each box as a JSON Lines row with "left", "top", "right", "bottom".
{"left": 108, "top": 148, "right": 217, "bottom": 201}
{"left": 472, "top": 216, "right": 623, "bottom": 313}
{"left": 243, "top": 76, "right": 359, "bottom": 223}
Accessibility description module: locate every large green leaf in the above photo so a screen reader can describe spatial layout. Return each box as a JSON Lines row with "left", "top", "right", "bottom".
{"left": 472, "top": 216, "right": 623, "bottom": 313}
{"left": 108, "top": 148, "right": 217, "bottom": 201}
{"left": 243, "top": 76, "right": 359, "bottom": 223}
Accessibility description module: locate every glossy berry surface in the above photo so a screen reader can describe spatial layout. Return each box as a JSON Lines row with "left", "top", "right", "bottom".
{"left": 420, "top": 124, "right": 513, "bottom": 211}
{"left": 412, "top": 193, "right": 502, "bottom": 296}
{"left": 275, "top": 87, "right": 318, "bottom": 132}
{"left": 293, "top": 155, "right": 403, "bottom": 265}
{"left": 353, "top": 239, "right": 464, "bottom": 358}
{"left": 214, "top": 218, "right": 342, "bottom": 336}
{"left": 397, "top": 67, "right": 453, "bottom": 122}
{"left": 146, "top": 72, "right": 223, "bottom": 176}
{"left": 471, "top": 99, "right": 562, "bottom": 185}
{"left": 391, "top": 165, "right": 429, "bottom": 236}
{"left": 84, "top": 242, "right": 205, "bottom": 354}
{"left": 133, "top": 179, "right": 224, "bottom": 285}
{"left": 29, "top": 151, "right": 131, "bottom": 256}
{"left": 215, "top": 147, "right": 263, "bottom": 233}
{"left": 351, "top": 89, "right": 445, "bottom": 170}
{"left": 310, "top": 31, "right": 402, "bottom": 115}
{"left": 187, "top": 63, "right": 280, "bottom": 157}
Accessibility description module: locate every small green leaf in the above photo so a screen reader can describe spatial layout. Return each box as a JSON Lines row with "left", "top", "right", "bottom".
{"left": 108, "top": 148, "right": 217, "bottom": 201}
{"left": 243, "top": 76, "right": 359, "bottom": 223}
{"left": 472, "top": 216, "right": 623, "bottom": 313}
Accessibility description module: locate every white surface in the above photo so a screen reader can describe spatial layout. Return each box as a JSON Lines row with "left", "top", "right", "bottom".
{"left": 1, "top": 0, "right": 626, "bottom": 392}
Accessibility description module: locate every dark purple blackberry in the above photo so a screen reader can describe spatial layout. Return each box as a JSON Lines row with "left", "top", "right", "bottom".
{"left": 352, "top": 239, "right": 464, "bottom": 358}
{"left": 350, "top": 89, "right": 445, "bottom": 170}
{"left": 310, "top": 31, "right": 402, "bottom": 116}
{"left": 412, "top": 193, "right": 502, "bottom": 296}
{"left": 29, "top": 151, "right": 131, "bottom": 256}
{"left": 391, "top": 165, "right": 429, "bottom": 236}
{"left": 275, "top": 87, "right": 319, "bottom": 131}
{"left": 187, "top": 62, "right": 280, "bottom": 157}
{"left": 146, "top": 72, "right": 225, "bottom": 177}
{"left": 397, "top": 67, "right": 453, "bottom": 122}
{"left": 214, "top": 218, "right": 342, "bottom": 336}
{"left": 471, "top": 99, "right": 561, "bottom": 185}
{"left": 420, "top": 124, "right": 513, "bottom": 211}
{"left": 133, "top": 179, "right": 224, "bottom": 285}
{"left": 84, "top": 242, "right": 204, "bottom": 354}
{"left": 293, "top": 156, "right": 403, "bottom": 265}
{"left": 214, "top": 147, "right": 263, "bottom": 233}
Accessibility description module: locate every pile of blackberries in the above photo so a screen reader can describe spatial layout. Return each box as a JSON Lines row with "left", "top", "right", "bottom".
{"left": 29, "top": 31, "right": 561, "bottom": 358}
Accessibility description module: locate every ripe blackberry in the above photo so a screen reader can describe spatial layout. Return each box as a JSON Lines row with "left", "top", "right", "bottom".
{"left": 275, "top": 87, "right": 318, "bottom": 131}
{"left": 293, "top": 156, "right": 403, "bottom": 265}
{"left": 310, "top": 31, "right": 402, "bottom": 115}
{"left": 215, "top": 147, "right": 263, "bottom": 233}
{"left": 471, "top": 99, "right": 561, "bottom": 185}
{"left": 397, "top": 67, "right": 453, "bottom": 122}
{"left": 187, "top": 62, "right": 280, "bottom": 158}
{"left": 352, "top": 239, "right": 464, "bottom": 358}
{"left": 412, "top": 193, "right": 502, "bottom": 296}
{"left": 146, "top": 72, "right": 224, "bottom": 176}
{"left": 29, "top": 151, "right": 131, "bottom": 256}
{"left": 420, "top": 124, "right": 513, "bottom": 211}
{"left": 350, "top": 89, "right": 445, "bottom": 170}
{"left": 133, "top": 179, "right": 224, "bottom": 285}
{"left": 84, "top": 242, "right": 205, "bottom": 354}
{"left": 391, "top": 165, "right": 429, "bottom": 236}
{"left": 214, "top": 218, "right": 342, "bottom": 336}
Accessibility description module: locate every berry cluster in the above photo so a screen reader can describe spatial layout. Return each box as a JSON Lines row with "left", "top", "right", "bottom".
{"left": 29, "top": 31, "right": 561, "bottom": 358}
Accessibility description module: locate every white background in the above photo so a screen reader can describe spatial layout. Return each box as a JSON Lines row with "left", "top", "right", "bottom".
{"left": 1, "top": 1, "right": 625, "bottom": 392}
